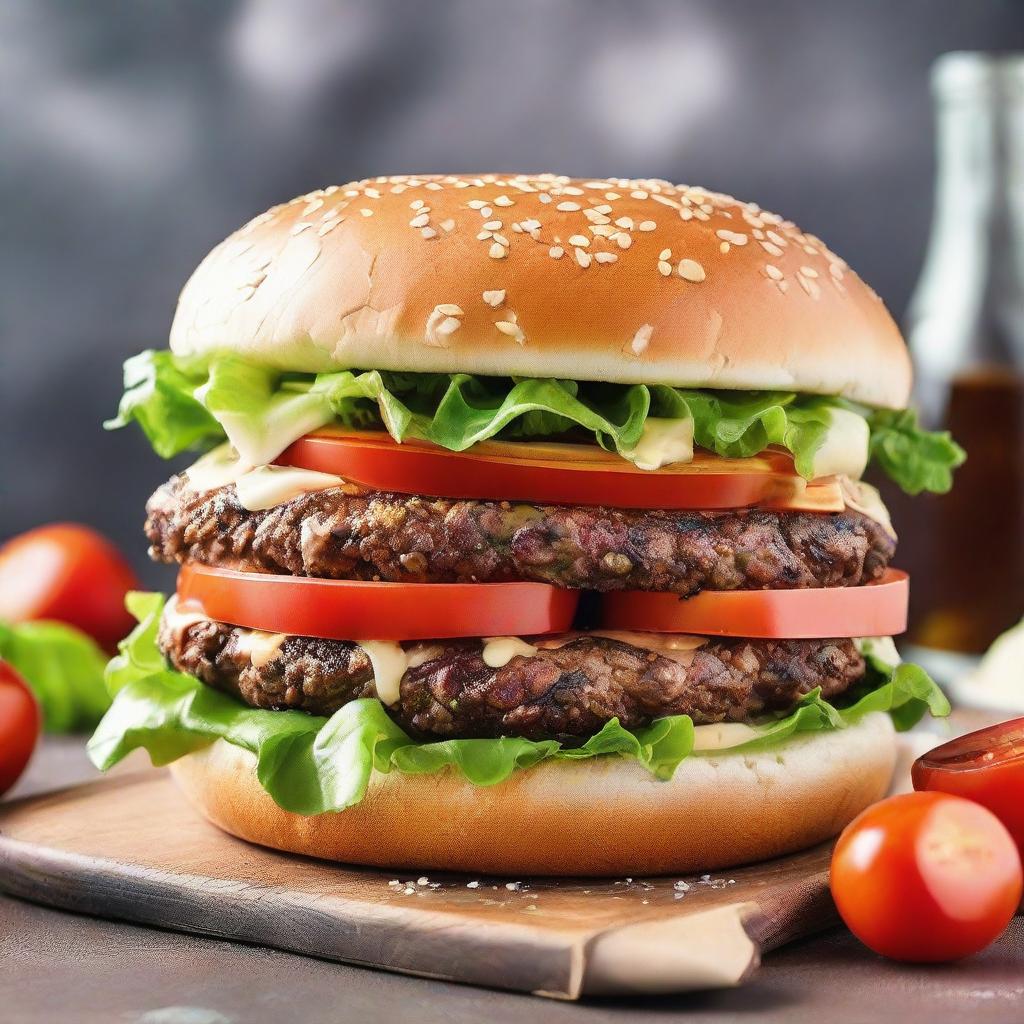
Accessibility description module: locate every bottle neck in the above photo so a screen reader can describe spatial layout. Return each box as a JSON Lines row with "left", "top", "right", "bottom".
{"left": 907, "top": 56, "right": 1024, "bottom": 423}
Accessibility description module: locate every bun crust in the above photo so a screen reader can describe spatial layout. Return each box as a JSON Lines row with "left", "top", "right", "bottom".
{"left": 170, "top": 174, "right": 910, "bottom": 409}
{"left": 169, "top": 712, "right": 896, "bottom": 876}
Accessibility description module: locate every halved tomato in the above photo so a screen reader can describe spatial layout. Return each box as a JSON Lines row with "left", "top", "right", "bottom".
{"left": 600, "top": 569, "right": 909, "bottom": 638}
{"left": 276, "top": 428, "right": 845, "bottom": 512}
{"left": 913, "top": 718, "right": 1024, "bottom": 857}
{"left": 176, "top": 564, "right": 580, "bottom": 641}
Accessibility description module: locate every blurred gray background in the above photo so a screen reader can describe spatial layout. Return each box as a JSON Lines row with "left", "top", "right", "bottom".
{"left": 3, "top": 0, "right": 1024, "bottom": 584}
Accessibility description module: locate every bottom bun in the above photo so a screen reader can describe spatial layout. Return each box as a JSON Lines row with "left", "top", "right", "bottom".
{"left": 170, "top": 712, "right": 896, "bottom": 876}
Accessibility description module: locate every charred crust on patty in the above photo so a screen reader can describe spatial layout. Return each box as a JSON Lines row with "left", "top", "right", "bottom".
{"left": 146, "top": 476, "right": 895, "bottom": 596}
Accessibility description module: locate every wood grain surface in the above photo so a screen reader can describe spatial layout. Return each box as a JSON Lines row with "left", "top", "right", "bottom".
{"left": 0, "top": 768, "right": 839, "bottom": 999}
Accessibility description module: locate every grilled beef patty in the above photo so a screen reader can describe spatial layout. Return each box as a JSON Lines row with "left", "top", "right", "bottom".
{"left": 160, "top": 613, "right": 865, "bottom": 741}
{"left": 146, "top": 475, "right": 894, "bottom": 596}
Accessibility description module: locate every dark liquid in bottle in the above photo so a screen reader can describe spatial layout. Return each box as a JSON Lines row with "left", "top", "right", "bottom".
{"left": 902, "top": 368, "right": 1024, "bottom": 654}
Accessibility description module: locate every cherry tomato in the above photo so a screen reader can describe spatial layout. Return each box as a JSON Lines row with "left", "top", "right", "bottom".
{"left": 277, "top": 428, "right": 845, "bottom": 512}
{"left": 0, "top": 523, "right": 138, "bottom": 652}
{"left": 177, "top": 564, "right": 580, "bottom": 641}
{"left": 0, "top": 660, "right": 41, "bottom": 795}
{"left": 831, "top": 791, "right": 1022, "bottom": 962}
{"left": 913, "top": 718, "right": 1024, "bottom": 857}
{"left": 601, "top": 569, "right": 908, "bottom": 639}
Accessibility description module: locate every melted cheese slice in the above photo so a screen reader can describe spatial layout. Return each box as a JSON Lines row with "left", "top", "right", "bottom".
{"left": 234, "top": 465, "right": 345, "bottom": 511}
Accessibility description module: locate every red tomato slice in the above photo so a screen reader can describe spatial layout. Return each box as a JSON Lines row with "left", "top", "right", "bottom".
{"left": 600, "top": 569, "right": 908, "bottom": 639}
{"left": 0, "top": 523, "right": 138, "bottom": 653}
{"left": 831, "top": 792, "right": 1022, "bottom": 962}
{"left": 276, "top": 429, "right": 845, "bottom": 512}
{"left": 913, "top": 718, "right": 1024, "bottom": 858}
{"left": 0, "top": 661, "right": 41, "bottom": 795}
{"left": 176, "top": 564, "right": 580, "bottom": 641}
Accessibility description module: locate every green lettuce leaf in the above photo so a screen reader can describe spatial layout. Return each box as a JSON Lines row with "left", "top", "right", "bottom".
{"left": 106, "top": 351, "right": 964, "bottom": 494}
{"left": 865, "top": 407, "right": 966, "bottom": 495}
{"left": 88, "top": 594, "right": 948, "bottom": 815}
{"left": 105, "top": 350, "right": 223, "bottom": 458}
{"left": 0, "top": 620, "right": 112, "bottom": 732}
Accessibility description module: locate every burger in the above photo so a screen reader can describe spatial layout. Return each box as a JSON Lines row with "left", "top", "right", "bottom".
{"left": 90, "top": 173, "right": 961, "bottom": 876}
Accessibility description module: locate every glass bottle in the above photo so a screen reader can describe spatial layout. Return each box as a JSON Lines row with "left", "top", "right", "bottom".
{"left": 903, "top": 52, "right": 1024, "bottom": 671}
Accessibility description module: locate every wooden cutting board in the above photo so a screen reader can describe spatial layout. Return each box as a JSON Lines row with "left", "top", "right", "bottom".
{"left": 0, "top": 768, "right": 839, "bottom": 999}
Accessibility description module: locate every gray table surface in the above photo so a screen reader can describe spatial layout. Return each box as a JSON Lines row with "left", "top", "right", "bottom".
{"left": 2, "top": 737, "right": 1022, "bottom": 1024}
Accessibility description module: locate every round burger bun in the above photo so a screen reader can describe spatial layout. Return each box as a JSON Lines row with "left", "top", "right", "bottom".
{"left": 170, "top": 174, "right": 910, "bottom": 409}
{"left": 169, "top": 711, "right": 896, "bottom": 876}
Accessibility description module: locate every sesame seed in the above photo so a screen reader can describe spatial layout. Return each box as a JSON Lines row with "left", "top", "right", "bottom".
{"left": 520, "top": 218, "right": 541, "bottom": 232}
{"left": 440, "top": 218, "right": 455, "bottom": 232}
{"left": 569, "top": 234, "right": 590, "bottom": 247}
{"left": 483, "top": 220, "right": 502, "bottom": 230}
{"left": 538, "top": 193, "right": 552, "bottom": 204}
{"left": 631, "top": 190, "right": 649, "bottom": 199}
{"left": 494, "top": 195, "right": 515, "bottom": 207}
{"left": 766, "top": 230, "right": 787, "bottom": 247}
{"left": 468, "top": 200, "right": 488, "bottom": 209}
{"left": 495, "top": 320, "right": 525, "bottom": 343}
{"left": 563, "top": 186, "right": 584, "bottom": 195}
{"left": 764, "top": 264, "right": 783, "bottom": 280}
{"left": 679, "top": 208, "right": 693, "bottom": 221}
{"left": 614, "top": 217, "right": 634, "bottom": 229}
{"left": 594, "top": 251, "right": 618, "bottom": 264}
{"left": 549, "top": 245, "right": 564, "bottom": 259}
{"left": 678, "top": 258, "right": 706, "bottom": 282}
{"left": 291, "top": 222, "right": 312, "bottom": 235}
{"left": 659, "top": 248, "right": 672, "bottom": 260}
{"left": 605, "top": 192, "right": 621, "bottom": 200}
{"left": 360, "top": 208, "right": 373, "bottom": 217}
{"left": 420, "top": 227, "right": 437, "bottom": 239}
{"left": 477, "top": 231, "right": 492, "bottom": 241}
{"left": 720, "top": 242, "right": 730, "bottom": 254}
{"left": 409, "top": 213, "right": 430, "bottom": 228}
{"left": 759, "top": 241, "right": 784, "bottom": 257}
{"left": 436, "top": 303, "right": 464, "bottom": 316}
{"left": 410, "top": 199, "right": 425, "bottom": 211}
{"left": 364, "top": 188, "right": 381, "bottom": 199}
{"left": 480, "top": 207, "right": 493, "bottom": 218}
{"left": 630, "top": 323, "right": 653, "bottom": 354}
{"left": 797, "top": 273, "right": 821, "bottom": 298}
{"left": 482, "top": 289, "right": 506, "bottom": 307}
{"left": 617, "top": 234, "right": 633, "bottom": 249}
{"left": 658, "top": 260, "right": 672, "bottom": 276}
{"left": 575, "top": 248, "right": 592, "bottom": 268}
{"left": 425, "top": 181, "right": 443, "bottom": 190}
{"left": 436, "top": 316, "right": 461, "bottom": 335}
{"left": 590, "top": 224, "right": 615, "bottom": 238}
{"left": 489, "top": 242, "right": 507, "bottom": 259}
{"left": 638, "top": 221, "right": 656, "bottom": 232}
{"left": 800, "top": 265, "right": 819, "bottom": 278}
{"left": 557, "top": 202, "right": 581, "bottom": 212}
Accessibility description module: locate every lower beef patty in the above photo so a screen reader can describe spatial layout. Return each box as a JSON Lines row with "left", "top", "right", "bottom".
{"left": 147, "top": 476, "right": 894, "bottom": 595}
{"left": 160, "top": 615, "right": 865, "bottom": 741}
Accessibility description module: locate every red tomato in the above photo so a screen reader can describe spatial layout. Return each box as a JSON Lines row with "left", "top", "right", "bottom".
{"left": 601, "top": 569, "right": 908, "bottom": 639}
{"left": 831, "top": 792, "right": 1022, "bottom": 962}
{"left": 0, "top": 660, "right": 41, "bottom": 795}
{"left": 176, "top": 564, "right": 580, "bottom": 641}
{"left": 0, "top": 523, "right": 138, "bottom": 652}
{"left": 277, "top": 429, "right": 846, "bottom": 512}
{"left": 913, "top": 718, "right": 1024, "bottom": 858}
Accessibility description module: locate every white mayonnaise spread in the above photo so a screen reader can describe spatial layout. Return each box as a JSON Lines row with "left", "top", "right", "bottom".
{"left": 810, "top": 408, "right": 870, "bottom": 480}
{"left": 234, "top": 465, "right": 345, "bottom": 511}
{"left": 691, "top": 721, "right": 761, "bottom": 751}
{"left": 235, "top": 630, "right": 288, "bottom": 669}
{"left": 162, "top": 595, "right": 209, "bottom": 643}
{"left": 361, "top": 641, "right": 411, "bottom": 707}
{"left": 183, "top": 443, "right": 252, "bottom": 493}
{"left": 182, "top": 444, "right": 345, "bottom": 511}
{"left": 481, "top": 637, "right": 539, "bottom": 668}
{"left": 623, "top": 417, "right": 695, "bottom": 471}
{"left": 841, "top": 478, "right": 896, "bottom": 538}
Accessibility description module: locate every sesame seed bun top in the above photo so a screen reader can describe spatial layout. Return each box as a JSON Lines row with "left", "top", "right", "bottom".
{"left": 170, "top": 173, "right": 911, "bottom": 409}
